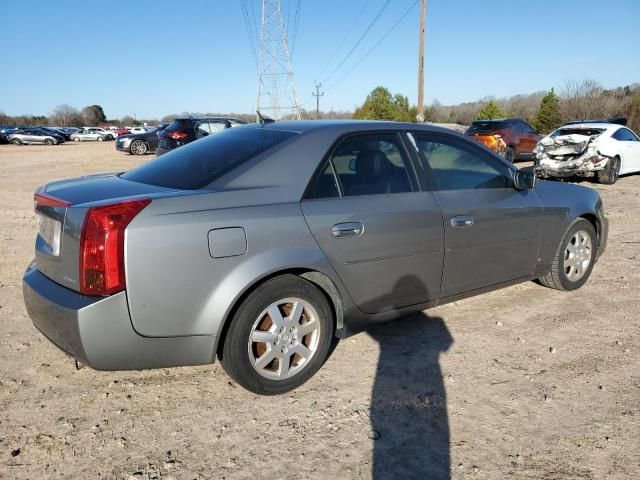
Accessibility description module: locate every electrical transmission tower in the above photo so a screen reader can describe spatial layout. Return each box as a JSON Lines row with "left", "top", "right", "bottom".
{"left": 256, "top": 0, "right": 301, "bottom": 120}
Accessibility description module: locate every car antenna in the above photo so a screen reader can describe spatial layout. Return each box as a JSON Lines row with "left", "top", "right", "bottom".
{"left": 256, "top": 110, "right": 275, "bottom": 127}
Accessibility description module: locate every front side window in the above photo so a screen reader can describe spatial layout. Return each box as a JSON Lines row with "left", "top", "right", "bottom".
{"left": 413, "top": 134, "right": 512, "bottom": 190}
{"left": 326, "top": 133, "right": 415, "bottom": 197}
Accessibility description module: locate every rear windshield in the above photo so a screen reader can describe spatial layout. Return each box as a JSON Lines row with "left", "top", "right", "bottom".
{"left": 121, "top": 127, "right": 297, "bottom": 189}
{"left": 551, "top": 128, "right": 605, "bottom": 138}
{"left": 466, "top": 121, "right": 506, "bottom": 134}
{"left": 165, "top": 119, "right": 194, "bottom": 132}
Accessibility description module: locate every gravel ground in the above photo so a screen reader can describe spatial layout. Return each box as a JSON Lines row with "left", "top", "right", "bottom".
{"left": 0, "top": 142, "right": 638, "bottom": 479}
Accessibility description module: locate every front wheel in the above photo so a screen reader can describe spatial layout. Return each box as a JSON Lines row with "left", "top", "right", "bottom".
{"left": 11, "top": 138, "right": 21, "bottom": 145}
{"left": 538, "top": 218, "right": 597, "bottom": 291}
{"left": 130, "top": 140, "right": 148, "bottom": 155}
{"left": 221, "top": 275, "right": 334, "bottom": 395}
{"left": 44, "top": 138, "right": 54, "bottom": 145}
{"left": 73, "top": 136, "right": 80, "bottom": 142}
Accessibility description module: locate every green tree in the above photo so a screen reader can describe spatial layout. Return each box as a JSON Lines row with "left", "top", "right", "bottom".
{"left": 81, "top": 105, "right": 107, "bottom": 126}
{"left": 353, "top": 86, "right": 417, "bottom": 122}
{"left": 533, "top": 88, "right": 562, "bottom": 133}
{"left": 475, "top": 100, "right": 504, "bottom": 120}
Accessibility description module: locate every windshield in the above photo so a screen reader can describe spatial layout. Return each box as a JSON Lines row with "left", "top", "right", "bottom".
{"left": 121, "top": 127, "right": 297, "bottom": 189}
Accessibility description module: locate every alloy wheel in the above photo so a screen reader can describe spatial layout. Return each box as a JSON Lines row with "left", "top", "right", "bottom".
{"left": 247, "top": 297, "right": 321, "bottom": 380}
{"left": 564, "top": 230, "right": 592, "bottom": 281}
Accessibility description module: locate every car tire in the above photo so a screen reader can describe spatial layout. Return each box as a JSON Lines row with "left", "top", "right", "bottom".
{"left": 597, "top": 156, "right": 620, "bottom": 185}
{"left": 538, "top": 218, "right": 597, "bottom": 291}
{"left": 97, "top": 136, "right": 104, "bottom": 142}
{"left": 44, "top": 138, "right": 54, "bottom": 146}
{"left": 505, "top": 146, "right": 516, "bottom": 163}
{"left": 73, "top": 137, "right": 80, "bottom": 142}
{"left": 130, "top": 140, "right": 148, "bottom": 155}
{"left": 221, "top": 274, "right": 334, "bottom": 395}
{"left": 11, "top": 138, "right": 21, "bottom": 145}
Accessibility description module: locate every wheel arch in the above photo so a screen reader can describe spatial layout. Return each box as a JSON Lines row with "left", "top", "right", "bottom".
{"left": 215, "top": 268, "right": 346, "bottom": 360}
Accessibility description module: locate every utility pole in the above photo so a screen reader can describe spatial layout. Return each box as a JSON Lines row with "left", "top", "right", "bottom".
{"left": 256, "top": 0, "right": 301, "bottom": 120}
{"left": 416, "top": 0, "right": 426, "bottom": 123}
{"left": 312, "top": 81, "right": 324, "bottom": 119}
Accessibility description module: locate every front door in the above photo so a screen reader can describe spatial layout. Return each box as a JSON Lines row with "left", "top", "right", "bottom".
{"left": 411, "top": 132, "right": 543, "bottom": 298}
{"left": 302, "top": 132, "right": 444, "bottom": 314}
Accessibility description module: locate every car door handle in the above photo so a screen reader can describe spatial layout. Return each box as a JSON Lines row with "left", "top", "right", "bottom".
{"left": 332, "top": 222, "right": 364, "bottom": 238}
{"left": 450, "top": 215, "right": 474, "bottom": 228}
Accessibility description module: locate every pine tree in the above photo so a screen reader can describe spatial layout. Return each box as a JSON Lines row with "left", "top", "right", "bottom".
{"left": 475, "top": 100, "right": 504, "bottom": 120}
{"left": 533, "top": 88, "right": 562, "bottom": 134}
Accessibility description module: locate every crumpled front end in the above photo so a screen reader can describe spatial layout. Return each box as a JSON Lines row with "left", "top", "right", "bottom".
{"left": 534, "top": 134, "right": 613, "bottom": 178}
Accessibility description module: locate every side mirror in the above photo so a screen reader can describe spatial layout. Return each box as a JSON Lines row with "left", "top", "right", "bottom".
{"left": 514, "top": 169, "right": 536, "bottom": 190}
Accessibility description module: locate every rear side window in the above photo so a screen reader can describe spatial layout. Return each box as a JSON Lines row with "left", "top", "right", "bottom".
{"left": 121, "top": 127, "right": 297, "bottom": 189}
{"left": 612, "top": 128, "right": 639, "bottom": 141}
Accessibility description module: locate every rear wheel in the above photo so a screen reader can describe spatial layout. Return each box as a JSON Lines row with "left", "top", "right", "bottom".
{"left": 11, "top": 138, "right": 21, "bottom": 145}
{"left": 221, "top": 275, "right": 334, "bottom": 395}
{"left": 130, "top": 140, "right": 148, "bottom": 155}
{"left": 97, "top": 136, "right": 104, "bottom": 142}
{"left": 597, "top": 156, "right": 620, "bottom": 184}
{"left": 538, "top": 218, "right": 597, "bottom": 291}
{"left": 505, "top": 146, "right": 516, "bottom": 163}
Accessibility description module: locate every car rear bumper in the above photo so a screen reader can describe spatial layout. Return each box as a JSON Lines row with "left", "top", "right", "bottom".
{"left": 23, "top": 265, "right": 216, "bottom": 370}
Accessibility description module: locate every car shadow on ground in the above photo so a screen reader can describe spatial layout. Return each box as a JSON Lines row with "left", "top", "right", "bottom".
{"left": 363, "top": 277, "right": 453, "bottom": 479}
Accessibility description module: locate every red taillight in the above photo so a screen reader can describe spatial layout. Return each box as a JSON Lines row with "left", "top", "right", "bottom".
{"left": 167, "top": 131, "right": 188, "bottom": 140}
{"left": 79, "top": 199, "right": 151, "bottom": 296}
{"left": 34, "top": 192, "right": 71, "bottom": 208}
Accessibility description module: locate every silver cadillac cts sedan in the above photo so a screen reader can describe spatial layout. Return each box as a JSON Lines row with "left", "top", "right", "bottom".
{"left": 23, "top": 121, "right": 608, "bottom": 394}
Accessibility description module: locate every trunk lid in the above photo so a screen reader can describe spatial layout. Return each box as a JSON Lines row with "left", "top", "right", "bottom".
{"left": 34, "top": 173, "right": 180, "bottom": 293}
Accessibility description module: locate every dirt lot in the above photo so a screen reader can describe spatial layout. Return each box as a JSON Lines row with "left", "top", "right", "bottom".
{"left": 0, "top": 142, "right": 638, "bottom": 479}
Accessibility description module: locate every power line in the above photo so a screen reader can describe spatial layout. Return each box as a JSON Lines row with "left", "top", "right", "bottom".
{"left": 321, "top": 0, "right": 392, "bottom": 86}
{"left": 316, "top": 0, "right": 372, "bottom": 80}
{"left": 325, "top": 0, "right": 419, "bottom": 92}
{"left": 240, "top": 0, "right": 259, "bottom": 68}
{"left": 290, "top": 0, "right": 302, "bottom": 59}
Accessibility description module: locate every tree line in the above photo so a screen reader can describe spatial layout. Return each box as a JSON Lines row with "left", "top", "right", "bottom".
{"left": 1, "top": 79, "right": 638, "bottom": 134}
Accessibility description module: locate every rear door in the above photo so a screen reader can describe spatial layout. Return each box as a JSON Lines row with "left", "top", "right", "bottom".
{"left": 612, "top": 127, "right": 640, "bottom": 173}
{"left": 411, "top": 132, "right": 542, "bottom": 298}
{"left": 302, "top": 132, "right": 444, "bottom": 314}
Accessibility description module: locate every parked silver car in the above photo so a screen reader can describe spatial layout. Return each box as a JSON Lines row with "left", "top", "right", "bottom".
{"left": 8, "top": 128, "right": 64, "bottom": 145}
{"left": 23, "top": 121, "right": 608, "bottom": 394}
{"left": 70, "top": 128, "right": 112, "bottom": 142}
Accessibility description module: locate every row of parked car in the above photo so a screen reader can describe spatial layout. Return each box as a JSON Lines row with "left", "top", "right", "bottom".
{"left": 0, "top": 125, "right": 159, "bottom": 145}
{"left": 114, "top": 117, "right": 246, "bottom": 155}
{"left": 464, "top": 117, "right": 640, "bottom": 185}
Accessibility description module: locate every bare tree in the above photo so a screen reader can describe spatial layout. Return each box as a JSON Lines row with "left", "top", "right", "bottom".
{"left": 51, "top": 104, "right": 80, "bottom": 127}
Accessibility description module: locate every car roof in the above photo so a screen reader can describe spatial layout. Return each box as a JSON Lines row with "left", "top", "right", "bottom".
{"left": 250, "top": 119, "right": 457, "bottom": 135}
{"left": 174, "top": 116, "right": 246, "bottom": 123}
{"left": 557, "top": 122, "right": 618, "bottom": 130}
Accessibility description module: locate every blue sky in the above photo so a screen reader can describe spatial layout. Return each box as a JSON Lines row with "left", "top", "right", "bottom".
{"left": 1, "top": 0, "right": 638, "bottom": 119}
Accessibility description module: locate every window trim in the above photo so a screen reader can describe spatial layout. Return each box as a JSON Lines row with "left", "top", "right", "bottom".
{"left": 409, "top": 131, "right": 516, "bottom": 191}
{"left": 302, "top": 130, "right": 422, "bottom": 200}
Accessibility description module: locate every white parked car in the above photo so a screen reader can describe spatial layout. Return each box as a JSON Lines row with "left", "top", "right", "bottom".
{"left": 128, "top": 126, "right": 149, "bottom": 134}
{"left": 70, "top": 128, "right": 113, "bottom": 142}
{"left": 535, "top": 121, "right": 640, "bottom": 184}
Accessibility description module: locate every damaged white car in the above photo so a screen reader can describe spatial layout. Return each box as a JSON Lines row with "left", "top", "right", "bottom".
{"left": 534, "top": 122, "right": 640, "bottom": 184}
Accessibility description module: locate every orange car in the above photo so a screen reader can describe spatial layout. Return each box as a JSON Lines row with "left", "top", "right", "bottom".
{"left": 465, "top": 119, "right": 541, "bottom": 162}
